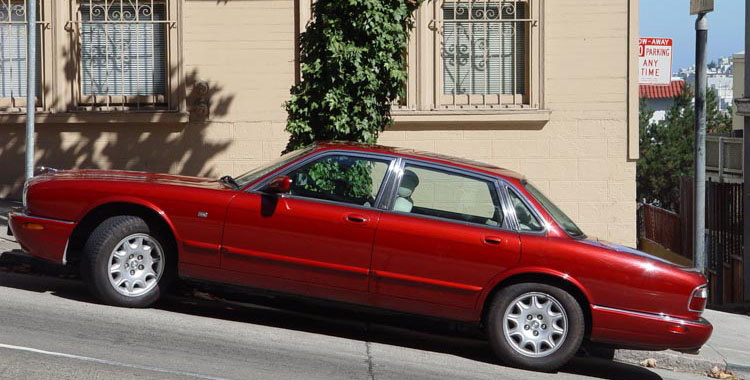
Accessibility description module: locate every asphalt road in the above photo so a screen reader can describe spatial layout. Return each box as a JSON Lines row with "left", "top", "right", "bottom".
{"left": 0, "top": 270, "right": 711, "bottom": 380}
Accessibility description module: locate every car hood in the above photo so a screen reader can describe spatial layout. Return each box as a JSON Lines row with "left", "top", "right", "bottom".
{"left": 32, "top": 169, "right": 228, "bottom": 190}
{"left": 578, "top": 237, "right": 700, "bottom": 272}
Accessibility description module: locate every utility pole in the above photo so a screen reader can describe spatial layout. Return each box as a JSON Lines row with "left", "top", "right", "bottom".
{"left": 743, "top": 0, "right": 750, "bottom": 302}
{"left": 25, "top": 0, "right": 37, "bottom": 180}
{"left": 692, "top": 2, "right": 711, "bottom": 273}
{"left": 734, "top": 0, "right": 749, "bottom": 302}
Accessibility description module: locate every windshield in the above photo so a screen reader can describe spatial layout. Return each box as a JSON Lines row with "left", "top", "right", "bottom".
{"left": 234, "top": 146, "right": 314, "bottom": 188}
{"left": 523, "top": 180, "right": 586, "bottom": 239}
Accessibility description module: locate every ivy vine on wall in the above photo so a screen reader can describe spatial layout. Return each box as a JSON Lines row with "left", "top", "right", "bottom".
{"left": 285, "top": 0, "right": 424, "bottom": 152}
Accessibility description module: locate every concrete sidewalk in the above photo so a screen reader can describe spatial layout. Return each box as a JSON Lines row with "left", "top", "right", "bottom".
{"left": 0, "top": 199, "right": 21, "bottom": 254}
{"left": 1, "top": 198, "right": 748, "bottom": 378}
{"left": 615, "top": 310, "right": 750, "bottom": 379}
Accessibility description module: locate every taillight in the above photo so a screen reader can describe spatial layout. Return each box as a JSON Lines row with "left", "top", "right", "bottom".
{"left": 688, "top": 285, "right": 708, "bottom": 313}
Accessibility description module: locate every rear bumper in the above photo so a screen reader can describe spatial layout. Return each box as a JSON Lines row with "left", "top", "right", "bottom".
{"left": 590, "top": 305, "right": 712, "bottom": 351}
{"left": 7, "top": 210, "right": 75, "bottom": 264}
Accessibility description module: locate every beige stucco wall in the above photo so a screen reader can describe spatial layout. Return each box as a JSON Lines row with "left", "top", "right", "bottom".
{"left": 381, "top": 0, "right": 637, "bottom": 246}
{"left": 0, "top": 0, "right": 637, "bottom": 246}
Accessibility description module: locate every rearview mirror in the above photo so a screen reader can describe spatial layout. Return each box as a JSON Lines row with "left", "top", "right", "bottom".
{"left": 265, "top": 175, "right": 291, "bottom": 194}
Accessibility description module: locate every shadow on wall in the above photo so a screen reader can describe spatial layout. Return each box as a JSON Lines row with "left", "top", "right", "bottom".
{"left": 0, "top": 68, "right": 235, "bottom": 199}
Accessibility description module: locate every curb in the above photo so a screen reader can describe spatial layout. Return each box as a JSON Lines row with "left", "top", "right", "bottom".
{"left": 615, "top": 348, "right": 749, "bottom": 379}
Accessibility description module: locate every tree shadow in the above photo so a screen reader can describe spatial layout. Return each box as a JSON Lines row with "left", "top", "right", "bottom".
{"left": 0, "top": 62, "right": 235, "bottom": 199}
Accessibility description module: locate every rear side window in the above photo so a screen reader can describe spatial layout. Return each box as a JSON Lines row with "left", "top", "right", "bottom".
{"left": 507, "top": 189, "right": 544, "bottom": 232}
{"left": 391, "top": 164, "right": 504, "bottom": 228}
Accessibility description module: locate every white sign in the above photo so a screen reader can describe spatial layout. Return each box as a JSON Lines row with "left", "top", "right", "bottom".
{"left": 639, "top": 38, "right": 673, "bottom": 85}
{"left": 691, "top": 0, "right": 714, "bottom": 15}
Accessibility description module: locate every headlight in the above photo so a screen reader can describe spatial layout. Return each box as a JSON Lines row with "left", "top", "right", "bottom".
{"left": 22, "top": 179, "right": 29, "bottom": 209}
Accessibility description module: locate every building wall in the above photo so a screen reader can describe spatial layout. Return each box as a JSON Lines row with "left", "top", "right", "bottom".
{"left": 0, "top": 0, "right": 638, "bottom": 247}
{"left": 381, "top": 0, "right": 638, "bottom": 246}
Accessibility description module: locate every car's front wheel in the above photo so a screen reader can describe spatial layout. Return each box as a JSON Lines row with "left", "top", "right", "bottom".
{"left": 82, "top": 215, "right": 174, "bottom": 307}
{"left": 487, "top": 283, "right": 584, "bottom": 372}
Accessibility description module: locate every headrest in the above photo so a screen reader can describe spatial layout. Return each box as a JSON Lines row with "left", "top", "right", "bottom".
{"left": 398, "top": 169, "right": 419, "bottom": 198}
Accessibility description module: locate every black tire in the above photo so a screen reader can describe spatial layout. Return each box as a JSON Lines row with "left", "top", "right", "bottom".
{"left": 487, "top": 283, "right": 585, "bottom": 372}
{"left": 578, "top": 342, "right": 616, "bottom": 360}
{"left": 81, "top": 215, "right": 174, "bottom": 308}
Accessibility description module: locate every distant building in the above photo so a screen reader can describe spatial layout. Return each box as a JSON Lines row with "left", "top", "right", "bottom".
{"left": 640, "top": 79, "right": 685, "bottom": 124}
{"left": 676, "top": 56, "right": 734, "bottom": 112}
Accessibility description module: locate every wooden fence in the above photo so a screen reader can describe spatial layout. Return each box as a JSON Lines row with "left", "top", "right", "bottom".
{"left": 679, "top": 177, "right": 744, "bottom": 305}
{"left": 637, "top": 204, "right": 685, "bottom": 258}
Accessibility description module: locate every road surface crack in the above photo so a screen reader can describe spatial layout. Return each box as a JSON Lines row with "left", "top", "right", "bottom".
{"left": 365, "top": 341, "right": 376, "bottom": 380}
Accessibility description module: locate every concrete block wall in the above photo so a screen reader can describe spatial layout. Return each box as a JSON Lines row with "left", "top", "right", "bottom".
{"left": 0, "top": 0, "right": 637, "bottom": 247}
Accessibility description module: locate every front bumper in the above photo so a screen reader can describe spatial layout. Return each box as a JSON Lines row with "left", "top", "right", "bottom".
{"left": 590, "top": 305, "right": 713, "bottom": 351}
{"left": 7, "top": 210, "right": 76, "bottom": 264}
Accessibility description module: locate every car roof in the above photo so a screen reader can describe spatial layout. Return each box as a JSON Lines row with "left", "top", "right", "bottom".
{"left": 314, "top": 141, "right": 524, "bottom": 180}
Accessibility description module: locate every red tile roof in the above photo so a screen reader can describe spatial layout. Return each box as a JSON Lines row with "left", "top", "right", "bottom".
{"left": 640, "top": 80, "right": 685, "bottom": 99}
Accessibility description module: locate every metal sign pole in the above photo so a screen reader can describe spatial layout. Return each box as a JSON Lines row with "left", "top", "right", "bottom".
{"left": 25, "top": 0, "right": 36, "bottom": 180}
{"left": 694, "top": 12, "right": 708, "bottom": 273}
{"left": 744, "top": 0, "right": 750, "bottom": 302}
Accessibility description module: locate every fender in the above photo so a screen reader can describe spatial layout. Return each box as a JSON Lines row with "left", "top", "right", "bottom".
{"left": 472, "top": 265, "right": 594, "bottom": 320}
{"left": 76, "top": 196, "right": 182, "bottom": 244}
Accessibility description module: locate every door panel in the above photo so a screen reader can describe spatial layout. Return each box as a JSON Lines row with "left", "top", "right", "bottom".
{"left": 221, "top": 153, "right": 394, "bottom": 294}
{"left": 371, "top": 162, "right": 521, "bottom": 310}
{"left": 222, "top": 193, "right": 380, "bottom": 292}
{"left": 372, "top": 213, "right": 520, "bottom": 309}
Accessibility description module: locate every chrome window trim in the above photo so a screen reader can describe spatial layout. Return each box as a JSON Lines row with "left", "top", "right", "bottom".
{"left": 384, "top": 158, "right": 515, "bottom": 232}
{"left": 378, "top": 157, "right": 403, "bottom": 210}
{"left": 503, "top": 184, "right": 549, "bottom": 236}
{"left": 495, "top": 182, "right": 519, "bottom": 231}
{"left": 247, "top": 150, "right": 398, "bottom": 210}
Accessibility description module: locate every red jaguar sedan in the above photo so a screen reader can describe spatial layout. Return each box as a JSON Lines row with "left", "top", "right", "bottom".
{"left": 7, "top": 141, "right": 711, "bottom": 372}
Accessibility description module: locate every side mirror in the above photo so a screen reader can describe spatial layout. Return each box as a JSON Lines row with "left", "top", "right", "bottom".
{"left": 265, "top": 175, "right": 292, "bottom": 194}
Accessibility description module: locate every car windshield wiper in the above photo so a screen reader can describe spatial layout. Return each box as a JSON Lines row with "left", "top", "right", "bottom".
{"left": 219, "top": 175, "right": 240, "bottom": 190}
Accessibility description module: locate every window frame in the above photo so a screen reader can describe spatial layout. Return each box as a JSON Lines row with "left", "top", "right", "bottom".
{"left": 68, "top": 0, "right": 180, "bottom": 112}
{"left": 438, "top": 0, "right": 529, "bottom": 106}
{"left": 384, "top": 157, "right": 516, "bottom": 231}
{"left": 392, "top": 0, "right": 546, "bottom": 124}
{"left": 0, "top": 0, "right": 186, "bottom": 123}
{"left": 248, "top": 150, "right": 401, "bottom": 211}
{"left": 0, "top": 0, "right": 49, "bottom": 111}
{"left": 503, "top": 184, "right": 549, "bottom": 235}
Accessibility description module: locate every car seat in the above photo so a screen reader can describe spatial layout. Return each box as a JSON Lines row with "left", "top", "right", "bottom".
{"left": 393, "top": 169, "right": 419, "bottom": 213}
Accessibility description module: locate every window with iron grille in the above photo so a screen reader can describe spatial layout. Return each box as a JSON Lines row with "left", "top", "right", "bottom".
{"left": 0, "top": 0, "right": 42, "bottom": 110}
{"left": 392, "top": 0, "right": 538, "bottom": 113}
{"left": 75, "top": 0, "right": 173, "bottom": 110}
{"left": 440, "top": 0, "right": 528, "bottom": 107}
{"left": 442, "top": 1, "right": 525, "bottom": 97}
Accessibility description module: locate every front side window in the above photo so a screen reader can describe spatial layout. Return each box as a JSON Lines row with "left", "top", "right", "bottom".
{"left": 286, "top": 154, "right": 391, "bottom": 208}
{"left": 0, "top": 0, "right": 42, "bottom": 106}
{"left": 78, "top": 0, "right": 169, "bottom": 106}
{"left": 442, "top": 0, "right": 526, "bottom": 101}
{"left": 392, "top": 164, "right": 504, "bottom": 227}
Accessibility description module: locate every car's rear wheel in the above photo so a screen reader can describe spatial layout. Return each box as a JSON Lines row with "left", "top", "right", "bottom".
{"left": 82, "top": 216, "right": 174, "bottom": 307}
{"left": 487, "top": 283, "right": 584, "bottom": 372}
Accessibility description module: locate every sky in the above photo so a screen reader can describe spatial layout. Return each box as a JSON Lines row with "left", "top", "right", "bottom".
{"left": 640, "top": 0, "right": 745, "bottom": 71}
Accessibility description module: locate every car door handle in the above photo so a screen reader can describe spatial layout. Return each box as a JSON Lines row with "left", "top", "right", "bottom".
{"left": 483, "top": 236, "right": 504, "bottom": 245}
{"left": 346, "top": 214, "right": 369, "bottom": 223}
